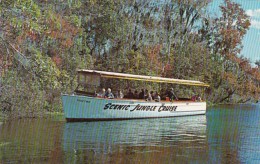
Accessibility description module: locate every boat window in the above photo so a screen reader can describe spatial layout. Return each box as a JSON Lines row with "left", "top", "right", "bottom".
{"left": 86, "top": 74, "right": 100, "bottom": 86}
{"left": 78, "top": 74, "right": 86, "bottom": 86}
{"left": 78, "top": 73, "right": 100, "bottom": 87}
{"left": 75, "top": 73, "right": 101, "bottom": 96}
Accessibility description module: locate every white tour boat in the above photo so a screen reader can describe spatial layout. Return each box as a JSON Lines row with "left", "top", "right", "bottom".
{"left": 62, "top": 70, "right": 209, "bottom": 121}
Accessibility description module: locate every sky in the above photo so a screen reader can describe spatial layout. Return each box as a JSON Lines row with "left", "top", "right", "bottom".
{"left": 209, "top": 0, "right": 260, "bottom": 65}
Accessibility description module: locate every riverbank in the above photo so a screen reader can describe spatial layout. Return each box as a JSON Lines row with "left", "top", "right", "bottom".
{"left": 0, "top": 111, "right": 64, "bottom": 122}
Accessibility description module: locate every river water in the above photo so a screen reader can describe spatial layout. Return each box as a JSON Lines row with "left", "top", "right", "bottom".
{"left": 0, "top": 104, "right": 259, "bottom": 163}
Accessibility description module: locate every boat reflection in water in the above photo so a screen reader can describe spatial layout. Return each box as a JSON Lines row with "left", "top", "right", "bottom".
{"left": 62, "top": 104, "right": 260, "bottom": 163}
{"left": 62, "top": 115, "right": 208, "bottom": 163}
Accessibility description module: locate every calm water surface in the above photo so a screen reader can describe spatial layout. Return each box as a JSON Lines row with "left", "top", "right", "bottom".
{"left": 0, "top": 104, "right": 260, "bottom": 163}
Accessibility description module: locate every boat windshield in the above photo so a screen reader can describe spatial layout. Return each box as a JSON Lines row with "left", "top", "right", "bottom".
{"left": 78, "top": 72, "right": 100, "bottom": 87}
{"left": 76, "top": 72, "right": 101, "bottom": 95}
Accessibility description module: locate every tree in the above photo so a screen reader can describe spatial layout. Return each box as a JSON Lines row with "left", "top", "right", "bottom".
{"left": 199, "top": 0, "right": 257, "bottom": 103}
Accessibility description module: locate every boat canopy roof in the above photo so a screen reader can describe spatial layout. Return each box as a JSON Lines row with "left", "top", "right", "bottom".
{"left": 77, "top": 69, "right": 210, "bottom": 87}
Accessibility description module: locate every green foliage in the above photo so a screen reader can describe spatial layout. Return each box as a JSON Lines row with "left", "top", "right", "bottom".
{"left": 30, "top": 48, "right": 61, "bottom": 89}
{"left": 198, "top": 0, "right": 256, "bottom": 103}
{"left": 0, "top": 71, "right": 46, "bottom": 119}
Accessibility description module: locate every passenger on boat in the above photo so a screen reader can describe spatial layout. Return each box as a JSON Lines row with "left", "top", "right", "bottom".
{"left": 139, "top": 89, "right": 145, "bottom": 99}
{"left": 150, "top": 91, "right": 154, "bottom": 99}
{"left": 167, "top": 88, "right": 178, "bottom": 101}
{"left": 197, "top": 95, "right": 202, "bottom": 102}
{"left": 118, "top": 90, "right": 124, "bottom": 99}
{"left": 154, "top": 91, "right": 161, "bottom": 102}
{"left": 104, "top": 88, "right": 114, "bottom": 99}
{"left": 97, "top": 88, "right": 106, "bottom": 98}
{"left": 191, "top": 95, "right": 197, "bottom": 101}
{"left": 115, "top": 91, "right": 119, "bottom": 98}
{"left": 133, "top": 90, "right": 139, "bottom": 99}
{"left": 191, "top": 94, "right": 201, "bottom": 102}
{"left": 144, "top": 89, "right": 149, "bottom": 99}
{"left": 126, "top": 89, "right": 134, "bottom": 99}
{"left": 146, "top": 91, "right": 153, "bottom": 101}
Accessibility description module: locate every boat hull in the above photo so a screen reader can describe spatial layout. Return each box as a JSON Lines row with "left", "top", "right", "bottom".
{"left": 62, "top": 94, "right": 206, "bottom": 122}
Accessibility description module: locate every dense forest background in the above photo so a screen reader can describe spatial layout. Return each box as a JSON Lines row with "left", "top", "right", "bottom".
{"left": 0, "top": 0, "right": 259, "bottom": 118}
